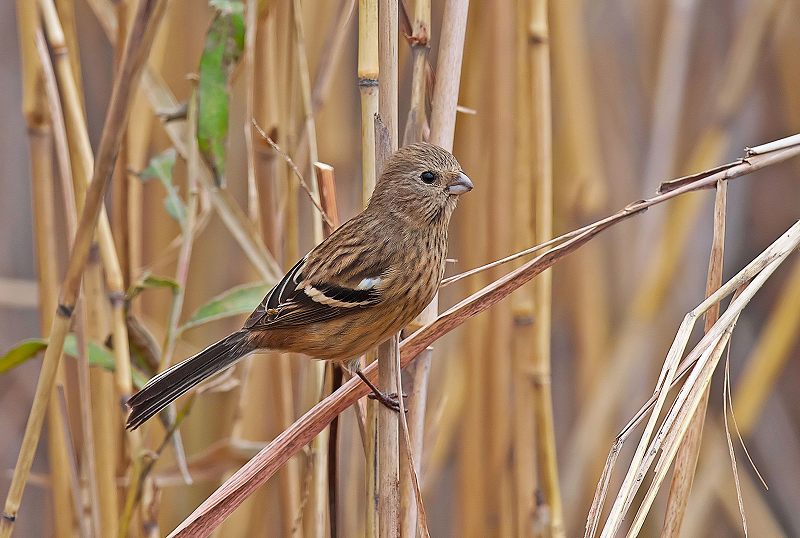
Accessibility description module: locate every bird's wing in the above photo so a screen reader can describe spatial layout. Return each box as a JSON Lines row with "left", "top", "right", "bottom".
{"left": 243, "top": 250, "right": 389, "bottom": 330}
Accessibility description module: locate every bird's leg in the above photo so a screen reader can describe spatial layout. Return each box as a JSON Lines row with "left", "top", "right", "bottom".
{"left": 354, "top": 368, "right": 407, "bottom": 413}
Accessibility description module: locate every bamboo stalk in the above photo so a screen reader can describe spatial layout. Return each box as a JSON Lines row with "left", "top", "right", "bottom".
{"left": 528, "top": 1, "right": 563, "bottom": 535}
{"left": 79, "top": 247, "right": 106, "bottom": 538}
{"left": 357, "top": 3, "right": 380, "bottom": 535}
{"left": 426, "top": 4, "right": 470, "bottom": 530}
{"left": 400, "top": 0, "right": 431, "bottom": 533}
{"left": 512, "top": 0, "right": 536, "bottom": 533}
{"left": 358, "top": 0, "right": 379, "bottom": 207}
{"left": 244, "top": 0, "right": 260, "bottom": 226}
{"left": 374, "top": 104, "right": 400, "bottom": 538}
{"left": 0, "top": 1, "right": 166, "bottom": 533}
{"left": 375, "top": 1, "right": 401, "bottom": 536}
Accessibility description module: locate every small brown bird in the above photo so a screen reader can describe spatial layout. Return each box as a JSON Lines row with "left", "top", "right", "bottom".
{"left": 126, "top": 142, "right": 472, "bottom": 429}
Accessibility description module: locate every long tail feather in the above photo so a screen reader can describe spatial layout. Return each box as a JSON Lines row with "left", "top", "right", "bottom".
{"left": 126, "top": 331, "right": 252, "bottom": 430}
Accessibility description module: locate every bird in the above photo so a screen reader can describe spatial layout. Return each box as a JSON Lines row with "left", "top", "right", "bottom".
{"left": 126, "top": 142, "right": 473, "bottom": 430}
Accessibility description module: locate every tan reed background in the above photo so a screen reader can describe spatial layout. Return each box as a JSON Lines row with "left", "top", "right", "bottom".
{"left": 1, "top": 0, "right": 800, "bottom": 536}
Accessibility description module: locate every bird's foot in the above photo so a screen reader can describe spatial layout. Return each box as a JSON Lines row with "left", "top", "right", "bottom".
{"left": 367, "top": 391, "right": 408, "bottom": 413}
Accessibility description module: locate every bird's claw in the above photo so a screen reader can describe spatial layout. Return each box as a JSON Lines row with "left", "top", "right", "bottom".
{"left": 368, "top": 391, "right": 408, "bottom": 413}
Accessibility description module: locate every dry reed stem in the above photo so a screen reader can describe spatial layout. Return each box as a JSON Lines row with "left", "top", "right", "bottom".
{"left": 0, "top": 1, "right": 166, "bottom": 534}
{"left": 16, "top": 2, "right": 76, "bottom": 535}
{"left": 244, "top": 0, "right": 260, "bottom": 225}
{"left": 400, "top": 0, "right": 431, "bottom": 533}
{"left": 550, "top": 0, "right": 607, "bottom": 212}
{"left": 374, "top": 107, "right": 401, "bottom": 538}
{"left": 357, "top": 3, "right": 380, "bottom": 535}
{"left": 681, "top": 257, "right": 800, "bottom": 534}
{"left": 165, "top": 132, "right": 800, "bottom": 537}
{"left": 39, "top": 0, "right": 135, "bottom": 410}
{"left": 79, "top": 250, "right": 106, "bottom": 538}
{"left": 529, "top": 1, "right": 564, "bottom": 535}
{"left": 358, "top": 0, "right": 379, "bottom": 206}
{"left": 111, "top": 0, "right": 131, "bottom": 289}
{"left": 512, "top": 0, "right": 536, "bottom": 532}
{"left": 291, "top": 0, "right": 325, "bottom": 244}
{"left": 313, "top": 162, "right": 341, "bottom": 536}
{"left": 662, "top": 180, "right": 727, "bottom": 534}
{"left": 38, "top": 9, "right": 134, "bottom": 530}
{"left": 290, "top": 5, "right": 330, "bottom": 534}
{"left": 428, "top": 0, "right": 469, "bottom": 147}
{"left": 312, "top": 0, "right": 357, "bottom": 111}
{"left": 394, "top": 347, "right": 431, "bottom": 538}
{"left": 640, "top": 0, "right": 699, "bottom": 193}
{"left": 314, "top": 163, "right": 340, "bottom": 237}
{"left": 486, "top": 3, "right": 515, "bottom": 532}
{"left": 586, "top": 220, "right": 800, "bottom": 536}
{"left": 253, "top": 123, "right": 334, "bottom": 231}
{"left": 259, "top": 13, "right": 303, "bottom": 532}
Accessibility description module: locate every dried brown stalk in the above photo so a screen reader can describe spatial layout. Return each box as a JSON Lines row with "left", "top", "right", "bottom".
{"left": 662, "top": 180, "right": 727, "bottom": 534}
{"left": 357, "top": 3, "right": 380, "bottom": 535}
{"left": 528, "top": 1, "right": 564, "bottom": 535}
{"left": 400, "top": 0, "right": 432, "bottom": 533}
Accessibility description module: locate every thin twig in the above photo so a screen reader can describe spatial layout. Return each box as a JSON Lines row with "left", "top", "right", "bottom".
{"left": 252, "top": 119, "right": 333, "bottom": 228}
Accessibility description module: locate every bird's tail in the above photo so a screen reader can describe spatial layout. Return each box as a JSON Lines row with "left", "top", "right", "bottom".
{"left": 126, "top": 330, "right": 253, "bottom": 430}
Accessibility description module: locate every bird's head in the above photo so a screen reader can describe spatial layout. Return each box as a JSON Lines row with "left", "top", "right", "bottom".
{"left": 368, "top": 142, "right": 473, "bottom": 225}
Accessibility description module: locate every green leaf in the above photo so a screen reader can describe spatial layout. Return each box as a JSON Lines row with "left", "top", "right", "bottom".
{"left": 209, "top": 0, "right": 244, "bottom": 13}
{"left": 127, "top": 273, "right": 181, "bottom": 301}
{"left": 197, "top": 0, "right": 245, "bottom": 186}
{"left": 137, "top": 149, "right": 187, "bottom": 230}
{"left": 0, "top": 338, "right": 48, "bottom": 374}
{"left": 181, "top": 281, "right": 271, "bottom": 332}
{"left": 1, "top": 336, "right": 147, "bottom": 389}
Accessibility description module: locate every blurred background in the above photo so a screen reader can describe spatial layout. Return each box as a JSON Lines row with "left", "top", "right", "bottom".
{"left": 1, "top": 0, "right": 799, "bottom": 536}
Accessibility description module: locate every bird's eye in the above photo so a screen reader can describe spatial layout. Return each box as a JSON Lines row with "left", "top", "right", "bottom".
{"left": 420, "top": 171, "right": 436, "bottom": 184}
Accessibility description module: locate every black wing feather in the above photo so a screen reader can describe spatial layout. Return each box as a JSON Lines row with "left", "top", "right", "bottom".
{"left": 243, "top": 256, "right": 382, "bottom": 330}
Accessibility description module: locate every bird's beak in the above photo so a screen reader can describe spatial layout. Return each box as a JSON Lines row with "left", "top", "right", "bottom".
{"left": 446, "top": 172, "right": 473, "bottom": 195}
